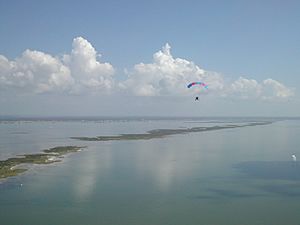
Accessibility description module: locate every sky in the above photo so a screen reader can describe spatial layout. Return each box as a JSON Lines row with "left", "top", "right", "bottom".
{"left": 0, "top": 0, "right": 300, "bottom": 117}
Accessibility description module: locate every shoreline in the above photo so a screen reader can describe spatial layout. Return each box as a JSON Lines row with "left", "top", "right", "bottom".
{"left": 71, "top": 121, "right": 272, "bottom": 141}
{"left": 0, "top": 121, "right": 272, "bottom": 181}
{"left": 0, "top": 146, "right": 86, "bottom": 180}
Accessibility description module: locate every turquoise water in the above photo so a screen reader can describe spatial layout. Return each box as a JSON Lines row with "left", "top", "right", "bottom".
{"left": 1, "top": 118, "right": 300, "bottom": 225}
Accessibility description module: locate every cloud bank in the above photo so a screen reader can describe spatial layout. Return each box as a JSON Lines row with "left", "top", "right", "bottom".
{"left": 0, "top": 37, "right": 114, "bottom": 94}
{"left": 121, "top": 43, "right": 294, "bottom": 100}
{"left": 0, "top": 37, "right": 294, "bottom": 100}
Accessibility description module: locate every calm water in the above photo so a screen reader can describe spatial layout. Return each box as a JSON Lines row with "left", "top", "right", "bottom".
{"left": 1, "top": 118, "right": 300, "bottom": 225}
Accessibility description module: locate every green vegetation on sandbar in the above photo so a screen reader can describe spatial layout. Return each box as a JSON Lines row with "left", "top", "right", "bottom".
{"left": 0, "top": 146, "right": 86, "bottom": 179}
{"left": 71, "top": 121, "right": 272, "bottom": 141}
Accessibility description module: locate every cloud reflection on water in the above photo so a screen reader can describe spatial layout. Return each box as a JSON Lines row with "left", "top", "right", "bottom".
{"left": 72, "top": 145, "right": 112, "bottom": 201}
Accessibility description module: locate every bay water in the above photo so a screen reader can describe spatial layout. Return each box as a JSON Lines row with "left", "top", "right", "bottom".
{"left": 1, "top": 118, "right": 300, "bottom": 225}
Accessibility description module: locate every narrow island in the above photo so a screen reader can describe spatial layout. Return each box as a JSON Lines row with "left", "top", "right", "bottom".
{"left": 0, "top": 146, "right": 86, "bottom": 180}
{"left": 1, "top": 122, "right": 272, "bottom": 180}
{"left": 71, "top": 121, "right": 272, "bottom": 141}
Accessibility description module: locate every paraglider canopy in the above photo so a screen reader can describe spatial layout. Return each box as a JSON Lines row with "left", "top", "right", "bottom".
{"left": 187, "top": 82, "right": 208, "bottom": 89}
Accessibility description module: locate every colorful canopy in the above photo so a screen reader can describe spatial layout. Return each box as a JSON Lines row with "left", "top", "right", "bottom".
{"left": 187, "top": 82, "right": 208, "bottom": 89}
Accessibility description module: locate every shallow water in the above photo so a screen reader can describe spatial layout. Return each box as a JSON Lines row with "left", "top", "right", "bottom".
{"left": 1, "top": 118, "right": 300, "bottom": 225}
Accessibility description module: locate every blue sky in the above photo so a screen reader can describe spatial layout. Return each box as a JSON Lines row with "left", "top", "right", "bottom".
{"left": 0, "top": 0, "right": 299, "bottom": 116}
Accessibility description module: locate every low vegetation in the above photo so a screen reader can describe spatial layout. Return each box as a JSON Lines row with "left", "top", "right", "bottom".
{"left": 0, "top": 146, "right": 85, "bottom": 179}
{"left": 71, "top": 122, "right": 272, "bottom": 141}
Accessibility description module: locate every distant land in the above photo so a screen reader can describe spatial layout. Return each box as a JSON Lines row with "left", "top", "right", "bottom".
{"left": 71, "top": 122, "right": 272, "bottom": 141}
{"left": 1, "top": 115, "right": 299, "bottom": 122}
{"left": 0, "top": 146, "right": 86, "bottom": 180}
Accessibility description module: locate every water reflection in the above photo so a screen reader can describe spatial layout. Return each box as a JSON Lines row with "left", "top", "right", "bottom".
{"left": 72, "top": 154, "right": 97, "bottom": 201}
{"left": 2, "top": 119, "right": 300, "bottom": 225}
{"left": 72, "top": 145, "right": 112, "bottom": 201}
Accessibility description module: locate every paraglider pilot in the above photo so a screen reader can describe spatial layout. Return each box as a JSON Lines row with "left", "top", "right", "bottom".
{"left": 195, "top": 97, "right": 199, "bottom": 101}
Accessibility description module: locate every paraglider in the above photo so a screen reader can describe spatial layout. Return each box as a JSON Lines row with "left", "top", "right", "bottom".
{"left": 187, "top": 82, "right": 208, "bottom": 101}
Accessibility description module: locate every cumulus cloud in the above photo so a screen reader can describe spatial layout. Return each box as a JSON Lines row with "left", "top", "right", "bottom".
{"left": 0, "top": 37, "right": 114, "bottom": 94}
{"left": 0, "top": 38, "right": 294, "bottom": 100}
{"left": 0, "top": 50, "right": 73, "bottom": 93}
{"left": 63, "top": 37, "right": 114, "bottom": 93}
{"left": 262, "top": 78, "right": 294, "bottom": 99}
{"left": 120, "top": 44, "right": 294, "bottom": 100}
{"left": 227, "top": 77, "right": 294, "bottom": 100}
{"left": 229, "top": 77, "right": 261, "bottom": 99}
{"left": 120, "top": 43, "right": 224, "bottom": 96}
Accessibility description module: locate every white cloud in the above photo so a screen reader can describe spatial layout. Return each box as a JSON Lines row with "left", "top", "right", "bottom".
{"left": 226, "top": 77, "right": 294, "bottom": 100}
{"left": 120, "top": 43, "right": 224, "bottom": 96}
{"left": 0, "top": 39, "right": 295, "bottom": 101}
{"left": 120, "top": 44, "right": 294, "bottom": 100}
{"left": 262, "top": 78, "right": 294, "bottom": 99}
{"left": 63, "top": 37, "right": 115, "bottom": 94}
{"left": 227, "top": 77, "right": 261, "bottom": 99}
{"left": 0, "top": 37, "right": 114, "bottom": 94}
{"left": 0, "top": 50, "right": 73, "bottom": 93}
